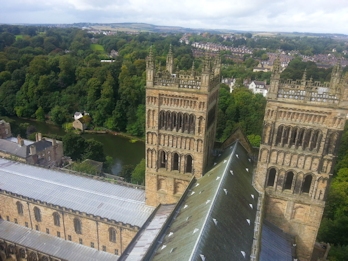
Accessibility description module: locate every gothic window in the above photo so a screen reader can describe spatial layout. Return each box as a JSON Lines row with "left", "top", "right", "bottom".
{"left": 302, "top": 175, "right": 313, "bottom": 193}
{"left": 310, "top": 130, "right": 320, "bottom": 151}
{"left": 159, "top": 111, "right": 165, "bottom": 129}
{"left": 178, "top": 113, "right": 183, "bottom": 131}
{"left": 302, "top": 129, "right": 311, "bottom": 150}
{"left": 183, "top": 113, "right": 189, "bottom": 132}
{"left": 109, "top": 227, "right": 116, "bottom": 242}
{"left": 185, "top": 155, "right": 193, "bottom": 173}
{"left": 19, "top": 248, "right": 26, "bottom": 258}
{"left": 263, "top": 124, "right": 271, "bottom": 144}
{"left": 29, "top": 252, "right": 38, "bottom": 261}
{"left": 34, "top": 207, "right": 41, "bottom": 222}
{"left": 267, "top": 168, "right": 276, "bottom": 187}
{"left": 16, "top": 201, "right": 23, "bottom": 215}
{"left": 276, "top": 125, "right": 283, "bottom": 145}
{"left": 172, "top": 153, "right": 179, "bottom": 171}
{"left": 297, "top": 128, "right": 305, "bottom": 147}
{"left": 165, "top": 111, "right": 171, "bottom": 130}
{"left": 74, "top": 218, "right": 82, "bottom": 234}
{"left": 198, "top": 117, "right": 203, "bottom": 134}
{"left": 53, "top": 212, "right": 60, "bottom": 227}
{"left": 284, "top": 172, "right": 294, "bottom": 190}
{"left": 189, "top": 114, "right": 195, "bottom": 134}
{"left": 281, "top": 126, "right": 290, "bottom": 146}
{"left": 159, "top": 151, "right": 167, "bottom": 168}
{"left": 290, "top": 127, "right": 298, "bottom": 146}
{"left": 172, "top": 112, "right": 177, "bottom": 130}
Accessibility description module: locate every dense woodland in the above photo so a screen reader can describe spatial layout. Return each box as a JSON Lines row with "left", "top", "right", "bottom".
{"left": 1, "top": 25, "right": 348, "bottom": 260}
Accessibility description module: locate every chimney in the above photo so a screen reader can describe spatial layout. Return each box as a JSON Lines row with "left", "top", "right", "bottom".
{"left": 36, "top": 132, "right": 42, "bottom": 142}
{"left": 17, "top": 135, "right": 24, "bottom": 146}
{"left": 30, "top": 145, "right": 36, "bottom": 155}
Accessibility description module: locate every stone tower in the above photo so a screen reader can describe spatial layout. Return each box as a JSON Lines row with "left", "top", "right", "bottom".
{"left": 255, "top": 59, "right": 348, "bottom": 261}
{"left": 145, "top": 48, "right": 220, "bottom": 206}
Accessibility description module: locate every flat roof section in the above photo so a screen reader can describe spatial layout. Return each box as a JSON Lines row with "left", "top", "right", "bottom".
{"left": 0, "top": 159, "right": 155, "bottom": 227}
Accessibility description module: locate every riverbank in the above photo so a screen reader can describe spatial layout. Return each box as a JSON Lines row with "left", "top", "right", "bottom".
{"left": 5, "top": 116, "right": 145, "bottom": 175}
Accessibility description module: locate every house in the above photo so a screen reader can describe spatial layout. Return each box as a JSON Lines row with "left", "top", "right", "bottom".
{"left": 248, "top": 80, "right": 268, "bottom": 97}
{"left": 73, "top": 112, "right": 91, "bottom": 131}
{"left": 0, "top": 132, "right": 63, "bottom": 167}
{"left": 221, "top": 77, "right": 236, "bottom": 93}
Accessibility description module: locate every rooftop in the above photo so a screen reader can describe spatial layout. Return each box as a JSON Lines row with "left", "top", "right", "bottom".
{"left": 144, "top": 141, "right": 260, "bottom": 261}
{"left": 0, "top": 158, "right": 155, "bottom": 227}
{"left": 0, "top": 219, "right": 119, "bottom": 261}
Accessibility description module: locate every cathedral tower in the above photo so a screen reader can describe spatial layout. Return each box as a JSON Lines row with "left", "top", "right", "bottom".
{"left": 255, "top": 60, "right": 348, "bottom": 260}
{"left": 145, "top": 48, "right": 220, "bottom": 206}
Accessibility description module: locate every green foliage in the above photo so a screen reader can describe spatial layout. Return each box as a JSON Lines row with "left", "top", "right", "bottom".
{"left": 35, "top": 106, "right": 45, "bottom": 121}
{"left": 119, "top": 164, "right": 135, "bottom": 182}
{"left": 50, "top": 106, "right": 69, "bottom": 125}
{"left": 247, "top": 134, "right": 261, "bottom": 147}
{"left": 70, "top": 161, "right": 100, "bottom": 176}
{"left": 62, "top": 132, "right": 106, "bottom": 162}
{"left": 131, "top": 158, "right": 145, "bottom": 184}
{"left": 216, "top": 87, "right": 266, "bottom": 141}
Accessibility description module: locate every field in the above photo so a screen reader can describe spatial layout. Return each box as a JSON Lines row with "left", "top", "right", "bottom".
{"left": 90, "top": 44, "right": 105, "bottom": 52}
{"left": 15, "top": 35, "right": 23, "bottom": 40}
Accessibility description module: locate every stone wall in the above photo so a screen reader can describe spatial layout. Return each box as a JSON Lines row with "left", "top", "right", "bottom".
{"left": 0, "top": 192, "right": 138, "bottom": 256}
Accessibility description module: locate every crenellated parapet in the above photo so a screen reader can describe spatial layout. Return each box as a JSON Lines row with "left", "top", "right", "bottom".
{"left": 146, "top": 47, "right": 221, "bottom": 93}
{"left": 268, "top": 59, "right": 348, "bottom": 107}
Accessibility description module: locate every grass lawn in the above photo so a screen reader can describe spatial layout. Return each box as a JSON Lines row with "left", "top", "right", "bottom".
{"left": 15, "top": 35, "right": 23, "bottom": 40}
{"left": 90, "top": 44, "right": 105, "bottom": 52}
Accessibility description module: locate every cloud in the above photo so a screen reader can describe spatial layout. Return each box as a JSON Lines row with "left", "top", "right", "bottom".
{"left": 0, "top": 0, "right": 347, "bottom": 34}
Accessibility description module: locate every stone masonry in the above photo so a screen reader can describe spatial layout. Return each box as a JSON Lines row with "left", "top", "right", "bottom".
{"left": 255, "top": 58, "right": 348, "bottom": 261}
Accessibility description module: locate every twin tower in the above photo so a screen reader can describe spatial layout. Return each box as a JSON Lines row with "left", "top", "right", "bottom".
{"left": 145, "top": 46, "right": 348, "bottom": 261}
{"left": 145, "top": 46, "right": 220, "bottom": 206}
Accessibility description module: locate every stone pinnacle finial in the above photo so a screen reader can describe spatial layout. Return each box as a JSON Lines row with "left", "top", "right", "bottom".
{"left": 302, "top": 69, "right": 307, "bottom": 81}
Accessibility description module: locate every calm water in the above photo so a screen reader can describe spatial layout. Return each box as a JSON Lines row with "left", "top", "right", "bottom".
{"left": 11, "top": 118, "right": 145, "bottom": 174}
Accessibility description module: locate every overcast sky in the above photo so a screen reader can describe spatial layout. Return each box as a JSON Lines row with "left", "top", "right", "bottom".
{"left": 1, "top": 0, "right": 348, "bottom": 34}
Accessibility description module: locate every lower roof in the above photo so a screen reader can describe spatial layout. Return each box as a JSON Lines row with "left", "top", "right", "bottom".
{"left": 0, "top": 158, "right": 154, "bottom": 227}
{"left": 0, "top": 219, "right": 118, "bottom": 261}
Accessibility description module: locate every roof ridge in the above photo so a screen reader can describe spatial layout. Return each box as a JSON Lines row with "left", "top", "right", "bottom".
{"left": 189, "top": 143, "right": 238, "bottom": 261}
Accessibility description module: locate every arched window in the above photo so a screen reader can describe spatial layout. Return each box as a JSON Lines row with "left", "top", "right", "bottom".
{"left": 302, "top": 175, "right": 313, "bottom": 193}
{"left": 159, "top": 151, "right": 166, "bottom": 168}
{"left": 33, "top": 207, "right": 41, "bottom": 222}
{"left": 185, "top": 155, "right": 193, "bottom": 173}
{"left": 172, "top": 153, "right": 179, "bottom": 171}
{"left": 276, "top": 125, "right": 283, "bottom": 145}
{"left": 109, "top": 227, "right": 116, "bottom": 242}
{"left": 53, "top": 212, "right": 60, "bottom": 227}
{"left": 189, "top": 114, "right": 195, "bottom": 134}
{"left": 74, "top": 218, "right": 82, "bottom": 234}
{"left": 267, "top": 168, "right": 276, "bottom": 187}
{"left": 284, "top": 172, "right": 294, "bottom": 190}
{"left": 16, "top": 201, "right": 23, "bottom": 215}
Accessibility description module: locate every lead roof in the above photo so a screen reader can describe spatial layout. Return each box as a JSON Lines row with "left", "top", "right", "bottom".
{"left": 0, "top": 158, "right": 155, "bottom": 227}
{"left": 147, "top": 141, "right": 259, "bottom": 261}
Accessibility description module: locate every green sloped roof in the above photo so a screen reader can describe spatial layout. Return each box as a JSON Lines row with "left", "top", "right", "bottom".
{"left": 150, "top": 141, "right": 259, "bottom": 261}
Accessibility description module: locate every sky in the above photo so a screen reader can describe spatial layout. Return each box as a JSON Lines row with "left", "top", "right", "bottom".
{"left": 1, "top": 0, "right": 348, "bottom": 34}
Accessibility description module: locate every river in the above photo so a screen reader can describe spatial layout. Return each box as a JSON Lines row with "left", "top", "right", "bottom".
{"left": 11, "top": 118, "right": 145, "bottom": 175}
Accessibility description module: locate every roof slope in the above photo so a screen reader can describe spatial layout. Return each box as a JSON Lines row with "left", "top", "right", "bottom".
{"left": 0, "top": 219, "right": 118, "bottom": 261}
{"left": 260, "top": 220, "right": 294, "bottom": 261}
{"left": 0, "top": 159, "right": 154, "bottom": 227}
{"left": 150, "top": 141, "right": 259, "bottom": 261}
{"left": 0, "top": 138, "right": 52, "bottom": 158}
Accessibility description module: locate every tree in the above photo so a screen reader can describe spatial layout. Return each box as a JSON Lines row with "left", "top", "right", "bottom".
{"left": 62, "top": 132, "right": 86, "bottom": 161}
{"left": 82, "top": 139, "right": 106, "bottom": 162}
{"left": 131, "top": 158, "right": 145, "bottom": 184}
{"left": 35, "top": 107, "right": 45, "bottom": 121}
{"left": 50, "top": 105, "right": 69, "bottom": 125}
{"left": 119, "top": 164, "right": 135, "bottom": 182}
